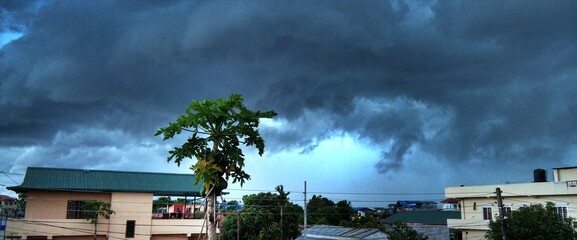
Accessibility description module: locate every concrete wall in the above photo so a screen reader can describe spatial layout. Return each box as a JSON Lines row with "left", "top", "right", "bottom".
{"left": 150, "top": 234, "right": 188, "bottom": 240}
{"left": 446, "top": 167, "right": 577, "bottom": 240}
{"left": 409, "top": 224, "right": 450, "bottom": 240}
{"left": 53, "top": 236, "right": 106, "bottom": 240}
{"left": 108, "top": 192, "right": 153, "bottom": 240}
{"left": 459, "top": 230, "right": 486, "bottom": 240}
{"left": 446, "top": 179, "right": 577, "bottom": 232}
{"left": 8, "top": 190, "right": 204, "bottom": 240}
{"left": 554, "top": 167, "right": 577, "bottom": 182}
{"left": 25, "top": 190, "right": 111, "bottom": 219}
{"left": 7, "top": 219, "right": 101, "bottom": 239}
{"left": 150, "top": 219, "right": 204, "bottom": 236}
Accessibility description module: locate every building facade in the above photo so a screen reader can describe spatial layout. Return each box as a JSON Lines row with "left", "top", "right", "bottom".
{"left": 6, "top": 167, "right": 206, "bottom": 240}
{"left": 445, "top": 167, "right": 577, "bottom": 240}
{"left": 0, "top": 195, "right": 17, "bottom": 216}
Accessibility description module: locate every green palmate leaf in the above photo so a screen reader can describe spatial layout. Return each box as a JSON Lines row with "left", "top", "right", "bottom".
{"left": 156, "top": 93, "right": 276, "bottom": 192}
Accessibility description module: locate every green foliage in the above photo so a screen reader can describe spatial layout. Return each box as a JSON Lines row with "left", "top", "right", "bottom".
{"left": 344, "top": 214, "right": 383, "bottom": 229}
{"left": 155, "top": 93, "right": 277, "bottom": 194}
{"left": 307, "top": 195, "right": 356, "bottom": 226}
{"left": 152, "top": 196, "right": 173, "bottom": 212}
{"left": 220, "top": 186, "right": 303, "bottom": 240}
{"left": 81, "top": 200, "right": 115, "bottom": 224}
{"left": 486, "top": 202, "right": 577, "bottom": 240}
{"left": 17, "top": 193, "right": 26, "bottom": 214}
{"left": 385, "top": 221, "right": 428, "bottom": 240}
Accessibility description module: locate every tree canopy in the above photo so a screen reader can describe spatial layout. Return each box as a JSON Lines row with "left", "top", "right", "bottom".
{"left": 486, "top": 202, "right": 577, "bottom": 240}
{"left": 385, "top": 221, "right": 428, "bottom": 240}
{"left": 307, "top": 195, "right": 356, "bottom": 226}
{"left": 220, "top": 185, "right": 303, "bottom": 240}
{"left": 155, "top": 94, "right": 276, "bottom": 240}
{"left": 155, "top": 94, "right": 277, "bottom": 192}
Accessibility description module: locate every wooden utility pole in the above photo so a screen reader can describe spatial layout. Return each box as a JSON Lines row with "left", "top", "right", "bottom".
{"left": 280, "top": 205, "right": 283, "bottom": 240}
{"left": 304, "top": 181, "right": 308, "bottom": 240}
{"left": 496, "top": 187, "right": 508, "bottom": 240}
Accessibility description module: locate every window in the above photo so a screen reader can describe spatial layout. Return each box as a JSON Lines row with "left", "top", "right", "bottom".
{"left": 125, "top": 220, "right": 136, "bottom": 238}
{"left": 67, "top": 200, "right": 88, "bottom": 219}
{"left": 503, "top": 205, "right": 512, "bottom": 216}
{"left": 518, "top": 203, "right": 530, "bottom": 208}
{"left": 555, "top": 203, "right": 568, "bottom": 220}
{"left": 482, "top": 206, "right": 493, "bottom": 220}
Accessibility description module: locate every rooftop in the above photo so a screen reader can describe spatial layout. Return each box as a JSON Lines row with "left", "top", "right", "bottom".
{"left": 0, "top": 194, "right": 17, "bottom": 201}
{"left": 8, "top": 167, "right": 203, "bottom": 196}
{"left": 296, "top": 225, "right": 385, "bottom": 240}
{"left": 383, "top": 210, "right": 461, "bottom": 225}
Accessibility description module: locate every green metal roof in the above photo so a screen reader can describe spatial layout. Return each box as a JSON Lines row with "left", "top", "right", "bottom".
{"left": 383, "top": 211, "right": 461, "bottom": 225}
{"left": 8, "top": 167, "right": 203, "bottom": 196}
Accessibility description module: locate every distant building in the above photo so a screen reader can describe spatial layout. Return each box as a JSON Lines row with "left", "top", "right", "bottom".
{"left": 440, "top": 198, "right": 461, "bottom": 211}
{"left": 297, "top": 225, "right": 388, "bottom": 240}
{"left": 0, "top": 195, "right": 17, "bottom": 216}
{"left": 390, "top": 200, "right": 438, "bottom": 213}
{"left": 382, "top": 210, "right": 461, "bottom": 240}
{"left": 7, "top": 167, "right": 206, "bottom": 240}
{"left": 353, "top": 207, "right": 375, "bottom": 217}
{"left": 445, "top": 167, "right": 577, "bottom": 240}
{"left": 373, "top": 207, "right": 386, "bottom": 214}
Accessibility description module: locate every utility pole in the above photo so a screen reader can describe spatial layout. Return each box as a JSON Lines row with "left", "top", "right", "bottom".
{"left": 280, "top": 205, "right": 283, "bottom": 240}
{"left": 304, "top": 181, "right": 307, "bottom": 240}
{"left": 496, "top": 187, "right": 508, "bottom": 240}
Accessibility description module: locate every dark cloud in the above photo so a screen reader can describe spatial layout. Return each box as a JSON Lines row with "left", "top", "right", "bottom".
{"left": 1, "top": 0, "right": 577, "bottom": 182}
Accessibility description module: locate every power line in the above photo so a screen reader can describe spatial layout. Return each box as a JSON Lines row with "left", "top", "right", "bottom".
{"left": 1, "top": 171, "right": 21, "bottom": 184}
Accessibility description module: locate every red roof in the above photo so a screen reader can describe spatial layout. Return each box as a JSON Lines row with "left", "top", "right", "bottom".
{"left": 0, "top": 195, "right": 17, "bottom": 201}
{"left": 440, "top": 198, "right": 460, "bottom": 204}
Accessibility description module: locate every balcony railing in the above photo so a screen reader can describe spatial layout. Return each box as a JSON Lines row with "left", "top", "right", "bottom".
{"left": 447, "top": 218, "right": 490, "bottom": 231}
{"left": 151, "top": 211, "right": 205, "bottom": 219}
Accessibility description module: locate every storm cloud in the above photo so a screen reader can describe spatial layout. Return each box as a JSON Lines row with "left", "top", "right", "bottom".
{"left": 1, "top": 0, "right": 577, "bottom": 198}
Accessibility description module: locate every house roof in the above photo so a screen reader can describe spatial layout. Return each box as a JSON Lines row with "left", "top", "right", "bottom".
{"left": 353, "top": 207, "right": 374, "bottom": 212}
{"left": 8, "top": 167, "right": 203, "bottom": 196}
{"left": 552, "top": 166, "right": 577, "bottom": 170}
{"left": 397, "top": 200, "right": 437, "bottom": 205}
{"left": 0, "top": 195, "right": 16, "bottom": 201}
{"left": 440, "top": 198, "right": 461, "bottom": 204}
{"left": 382, "top": 210, "right": 461, "bottom": 225}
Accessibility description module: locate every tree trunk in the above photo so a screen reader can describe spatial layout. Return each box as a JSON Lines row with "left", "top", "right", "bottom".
{"left": 206, "top": 192, "right": 217, "bottom": 240}
{"left": 93, "top": 219, "right": 98, "bottom": 240}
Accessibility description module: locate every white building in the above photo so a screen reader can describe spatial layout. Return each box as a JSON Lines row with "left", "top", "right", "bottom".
{"left": 445, "top": 167, "right": 577, "bottom": 240}
{"left": 0, "top": 195, "right": 17, "bottom": 216}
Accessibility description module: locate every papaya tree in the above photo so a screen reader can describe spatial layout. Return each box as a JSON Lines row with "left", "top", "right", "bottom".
{"left": 155, "top": 94, "right": 276, "bottom": 240}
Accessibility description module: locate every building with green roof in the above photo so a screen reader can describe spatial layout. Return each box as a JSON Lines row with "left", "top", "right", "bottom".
{"left": 382, "top": 210, "right": 461, "bottom": 240}
{"left": 8, "top": 167, "right": 203, "bottom": 196}
{"left": 6, "top": 167, "right": 207, "bottom": 240}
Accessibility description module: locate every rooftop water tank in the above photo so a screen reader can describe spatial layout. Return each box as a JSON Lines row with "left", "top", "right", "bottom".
{"left": 534, "top": 168, "right": 547, "bottom": 182}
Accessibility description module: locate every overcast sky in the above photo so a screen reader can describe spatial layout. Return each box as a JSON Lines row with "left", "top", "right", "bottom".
{"left": 1, "top": 0, "right": 577, "bottom": 207}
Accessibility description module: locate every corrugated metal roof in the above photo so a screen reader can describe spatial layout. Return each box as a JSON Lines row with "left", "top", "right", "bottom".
{"left": 8, "top": 167, "right": 203, "bottom": 196}
{"left": 303, "top": 225, "right": 384, "bottom": 239}
{"left": 382, "top": 210, "right": 461, "bottom": 225}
